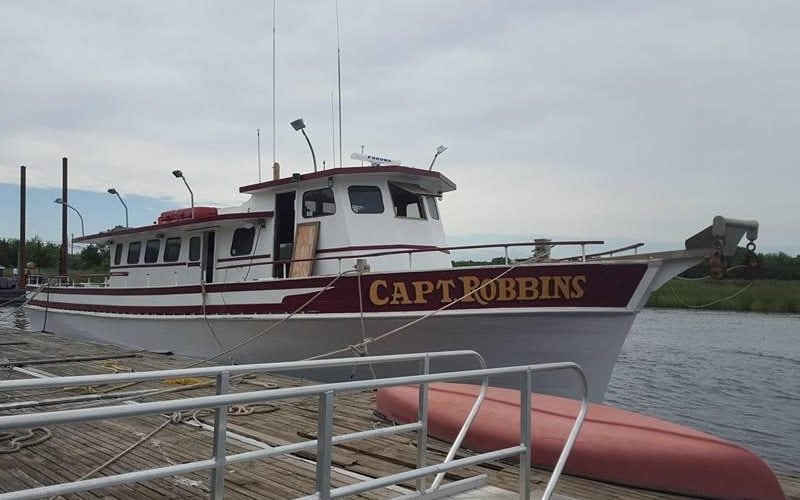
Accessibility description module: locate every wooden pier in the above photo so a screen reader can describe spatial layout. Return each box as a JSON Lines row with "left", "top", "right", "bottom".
{"left": 1, "top": 326, "right": 798, "bottom": 499}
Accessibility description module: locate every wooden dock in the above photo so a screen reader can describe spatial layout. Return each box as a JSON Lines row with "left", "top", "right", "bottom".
{"left": 1, "top": 326, "right": 798, "bottom": 499}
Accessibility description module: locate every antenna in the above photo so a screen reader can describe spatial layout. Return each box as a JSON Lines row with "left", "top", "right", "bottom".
{"left": 272, "top": 0, "right": 277, "bottom": 168}
{"left": 336, "top": 0, "right": 343, "bottom": 166}
{"left": 257, "top": 128, "right": 262, "bottom": 182}
{"left": 331, "top": 91, "right": 336, "bottom": 167}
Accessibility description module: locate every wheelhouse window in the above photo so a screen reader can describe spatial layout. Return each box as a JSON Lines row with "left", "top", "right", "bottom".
{"left": 189, "top": 236, "right": 201, "bottom": 261}
{"left": 425, "top": 196, "right": 440, "bottom": 220}
{"left": 163, "top": 237, "right": 181, "bottom": 262}
{"left": 302, "top": 188, "right": 336, "bottom": 218}
{"left": 127, "top": 241, "right": 141, "bottom": 264}
{"left": 144, "top": 239, "right": 161, "bottom": 263}
{"left": 389, "top": 183, "right": 425, "bottom": 219}
{"left": 348, "top": 186, "right": 384, "bottom": 214}
{"left": 113, "top": 244, "right": 123, "bottom": 265}
{"left": 230, "top": 227, "right": 255, "bottom": 256}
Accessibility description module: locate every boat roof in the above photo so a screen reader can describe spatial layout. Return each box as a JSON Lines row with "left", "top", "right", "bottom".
{"left": 239, "top": 165, "right": 457, "bottom": 195}
{"left": 74, "top": 210, "right": 273, "bottom": 244}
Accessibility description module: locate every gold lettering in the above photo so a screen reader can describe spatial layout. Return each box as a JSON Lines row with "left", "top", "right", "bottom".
{"left": 539, "top": 276, "right": 553, "bottom": 299}
{"left": 497, "top": 278, "right": 516, "bottom": 301}
{"left": 459, "top": 276, "right": 481, "bottom": 302}
{"left": 478, "top": 279, "right": 497, "bottom": 303}
{"left": 516, "top": 277, "right": 540, "bottom": 300}
{"left": 554, "top": 276, "right": 571, "bottom": 299}
{"left": 437, "top": 279, "right": 456, "bottom": 303}
{"left": 390, "top": 282, "right": 412, "bottom": 305}
{"left": 369, "top": 280, "right": 390, "bottom": 306}
{"left": 571, "top": 275, "right": 587, "bottom": 299}
{"left": 411, "top": 280, "right": 435, "bottom": 304}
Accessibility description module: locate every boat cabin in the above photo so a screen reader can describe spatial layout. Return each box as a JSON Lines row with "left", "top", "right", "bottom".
{"left": 76, "top": 166, "right": 457, "bottom": 287}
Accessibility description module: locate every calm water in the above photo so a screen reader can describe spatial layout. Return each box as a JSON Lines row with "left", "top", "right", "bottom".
{"left": 1, "top": 305, "right": 797, "bottom": 472}
{"left": 606, "top": 308, "right": 799, "bottom": 474}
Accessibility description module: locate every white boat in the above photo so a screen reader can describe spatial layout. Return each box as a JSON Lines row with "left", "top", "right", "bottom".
{"left": 25, "top": 160, "right": 759, "bottom": 401}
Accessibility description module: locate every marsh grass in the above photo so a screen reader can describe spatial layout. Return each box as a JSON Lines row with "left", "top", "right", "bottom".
{"left": 647, "top": 279, "right": 800, "bottom": 313}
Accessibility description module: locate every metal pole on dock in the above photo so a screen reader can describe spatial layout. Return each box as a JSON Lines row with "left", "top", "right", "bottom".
{"left": 59, "top": 157, "right": 68, "bottom": 276}
{"left": 18, "top": 165, "right": 26, "bottom": 287}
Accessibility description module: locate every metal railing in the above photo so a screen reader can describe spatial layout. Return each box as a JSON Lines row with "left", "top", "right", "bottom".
{"left": 0, "top": 350, "right": 588, "bottom": 500}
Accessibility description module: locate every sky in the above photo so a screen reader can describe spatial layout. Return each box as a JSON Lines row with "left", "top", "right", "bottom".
{"left": 1, "top": 1, "right": 798, "bottom": 258}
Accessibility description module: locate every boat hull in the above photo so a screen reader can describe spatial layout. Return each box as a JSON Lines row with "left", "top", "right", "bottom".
{"left": 26, "top": 307, "right": 633, "bottom": 401}
{"left": 376, "top": 383, "right": 785, "bottom": 500}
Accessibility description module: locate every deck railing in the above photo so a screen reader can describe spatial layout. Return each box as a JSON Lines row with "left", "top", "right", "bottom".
{"left": 0, "top": 350, "right": 588, "bottom": 500}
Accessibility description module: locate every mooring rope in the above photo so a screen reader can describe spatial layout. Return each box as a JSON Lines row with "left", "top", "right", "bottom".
{"left": 666, "top": 280, "right": 754, "bottom": 309}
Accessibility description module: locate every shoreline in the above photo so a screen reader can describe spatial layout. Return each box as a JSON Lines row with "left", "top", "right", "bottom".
{"left": 646, "top": 279, "right": 800, "bottom": 314}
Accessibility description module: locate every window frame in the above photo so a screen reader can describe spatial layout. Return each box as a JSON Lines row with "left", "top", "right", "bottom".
{"left": 144, "top": 239, "right": 161, "bottom": 264}
{"left": 163, "top": 237, "right": 182, "bottom": 262}
{"left": 189, "top": 236, "right": 201, "bottom": 262}
{"left": 302, "top": 187, "right": 336, "bottom": 218}
{"left": 113, "top": 243, "right": 123, "bottom": 265}
{"left": 230, "top": 227, "right": 256, "bottom": 256}
{"left": 425, "top": 195, "right": 440, "bottom": 220}
{"left": 127, "top": 241, "right": 142, "bottom": 264}
{"left": 348, "top": 185, "right": 384, "bottom": 214}
{"left": 388, "top": 182, "right": 427, "bottom": 220}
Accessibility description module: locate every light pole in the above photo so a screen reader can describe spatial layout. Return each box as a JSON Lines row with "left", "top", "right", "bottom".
{"left": 107, "top": 188, "right": 129, "bottom": 227}
{"left": 54, "top": 198, "right": 85, "bottom": 237}
{"left": 429, "top": 145, "right": 448, "bottom": 171}
{"left": 172, "top": 170, "right": 195, "bottom": 218}
{"left": 291, "top": 118, "right": 318, "bottom": 173}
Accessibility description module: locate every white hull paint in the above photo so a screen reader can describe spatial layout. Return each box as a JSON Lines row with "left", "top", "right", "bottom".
{"left": 27, "top": 306, "right": 633, "bottom": 401}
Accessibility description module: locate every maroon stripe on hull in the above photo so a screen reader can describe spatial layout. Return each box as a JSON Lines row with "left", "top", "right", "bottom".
{"left": 30, "top": 263, "right": 648, "bottom": 315}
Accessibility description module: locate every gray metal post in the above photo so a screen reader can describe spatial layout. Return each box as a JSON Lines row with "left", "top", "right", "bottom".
{"left": 519, "top": 369, "right": 532, "bottom": 499}
{"left": 316, "top": 390, "right": 335, "bottom": 499}
{"left": 416, "top": 355, "right": 430, "bottom": 493}
{"left": 210, "top": 370, "right": 230, "bottom": 499}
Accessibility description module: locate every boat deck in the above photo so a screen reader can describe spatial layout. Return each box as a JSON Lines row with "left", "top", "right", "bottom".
{"left": 1, "top": 326, "right": 797, "bottom": 499}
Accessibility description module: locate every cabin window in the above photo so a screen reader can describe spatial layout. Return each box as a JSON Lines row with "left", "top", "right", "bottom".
{"left": 163, "top": 237, "right": 181, "bottom": 262}
{"left": 302, "top": 188, "right": 336, "bottom": 218}
{"left": 230, "top": 227, "right": 255, "bottom": 256}
{"left": 127, "top": 241, "right": 142, "bottom": 264}
{"left": 189, "top": 236, "right": 201, "bottom": 261}
{"left": 348, "top": 186, "right": 384, "bottom": 214}
{"left": 113, "top": 244, "right": 123, "bottom": 265}
{"left": 389, "top": 183, "right": 426, "bottom": 219}
{"left": 144, "top": 239, "right": 161, "bottom": 263}
{"left": 425, "top": 196, "right": 440, "bottom": 220}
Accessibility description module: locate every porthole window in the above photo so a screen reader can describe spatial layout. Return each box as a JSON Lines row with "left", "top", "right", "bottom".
{"left": 348, "top": 186, "right": 384, "bottom": 214}
{"left": 231, "top": 227, "right": 255, "bottom": 256}
{"left": 302, "top": 188, "right": 336, "bottom": 218}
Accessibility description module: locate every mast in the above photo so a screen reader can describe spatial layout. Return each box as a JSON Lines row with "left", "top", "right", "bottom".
{"left": 336, "top": 0, "right": 343, "bottom": 166}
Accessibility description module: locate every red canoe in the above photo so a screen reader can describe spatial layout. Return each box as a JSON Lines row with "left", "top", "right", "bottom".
{"left": 376, "top": 383, "right": 785, "bottom": 500}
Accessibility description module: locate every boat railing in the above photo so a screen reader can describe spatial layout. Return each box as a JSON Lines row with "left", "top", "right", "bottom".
{"left": 26, "top": 273, "right": 113, "bottom": 288}
{"left": 558, "top": 242, "right": 646, "bottom": 262}
{"left": 275, "top": 239, "right": 607, "bottom": 274}
{"left": 0, "top": 350, "right": 589, "bottom": 500}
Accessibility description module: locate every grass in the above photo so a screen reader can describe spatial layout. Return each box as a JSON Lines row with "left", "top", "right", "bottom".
{"left": 647, "top": 279, "right": 800, "bottom": 313}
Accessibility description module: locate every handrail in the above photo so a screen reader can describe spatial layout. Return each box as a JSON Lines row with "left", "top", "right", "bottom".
{"left": 0, "top": 351, "right": 588, "bottom": 500}
{"left": 29, "top": 239, "right": 607, "bottom": 287}
{"left": 559, "top": 242, "right": 646, "bottom": 262}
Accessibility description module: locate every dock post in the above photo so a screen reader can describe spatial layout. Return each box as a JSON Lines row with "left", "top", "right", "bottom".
{"left": 59, "top": 157, "right": 68, "bottom": 276}
{"left": 18, "top": 166, "right": 26, "bottom": 287}
{"left": 210, "top": 370, "right": 230, "bottom": 499}
{"left": 519, "top": 369, "right": 532, "bottom": 499}
{"left": 316, "top": 390, "right": 335, "bottom": 499}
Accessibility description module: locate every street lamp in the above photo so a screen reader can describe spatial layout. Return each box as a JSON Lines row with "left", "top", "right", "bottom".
{"left": 428, "top": 145, "right": 448, "bottom": 171}
{"left": 291, "top": 118, "right": 318, "bottom": 173}
{"left": 54, "top": 198, "right": 85, "bottom": 237}
{"left": 171, "top": 170, "right": 195, "bottom": 218}
{"left": 107, "top": 188, "right": 129, "bottom": 227}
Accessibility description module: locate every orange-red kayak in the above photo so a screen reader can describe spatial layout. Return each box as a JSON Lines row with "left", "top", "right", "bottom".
{"left": 376, "top": 383, "right": 784, "bottom": 500}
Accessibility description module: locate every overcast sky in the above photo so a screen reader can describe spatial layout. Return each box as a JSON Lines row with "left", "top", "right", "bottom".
{"left": 1, "top": 1, "right": 798, "bottom": 255}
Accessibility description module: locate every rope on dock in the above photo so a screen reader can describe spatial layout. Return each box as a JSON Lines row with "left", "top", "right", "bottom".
{"left": 0, "top": 427, "right": 52, "bottom": 453}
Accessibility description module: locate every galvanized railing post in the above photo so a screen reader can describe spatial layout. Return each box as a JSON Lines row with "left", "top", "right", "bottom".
{"left": 504, "top": 245, "right": 509, "bottom": 265}
{"left": 316, "top": 390, "right": 335, "bottom": 500}
{"left": 408, "top": 251, "right": 413, "bottom": 270}
{"left": 210, "top": 370, "right": 230, "bottom": 499}
{"left": 416, "top": 355, "right": 431, "bottom": 493}
{"left": 581, "top": 244, "right": 586, "bottom": 262}
{"left": 519, "top": 369, "right": 532, "bottom": 499}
